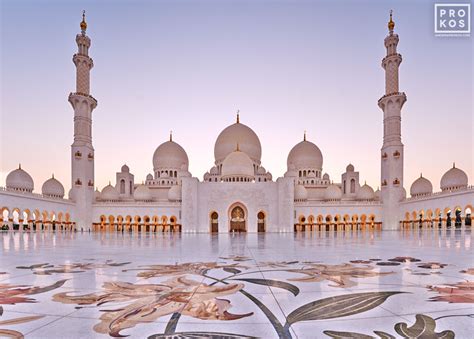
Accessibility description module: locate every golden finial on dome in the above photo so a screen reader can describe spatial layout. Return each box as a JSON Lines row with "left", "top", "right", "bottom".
{"left": 236, "top": 142, "right": 240, "bottom": 151}
{"left": 18, "top": 163, "right": 21, "bottom": 170}
{"left": 170, "top": 130, "right": 173, "bottom": 142}
{"left": 453, "top": 162, "right": 456, "bottom": 168}
{"left": 236, "top": 110, "right": 240, "bottom": 124}
{"left": 388, "top": 9, "right": 395, "bottom": 32}
{"left": 80, "top": 10, "right": 87, "bottom": 33}
{"left": 304, "top": 130, "right": 306, "bottom": 141}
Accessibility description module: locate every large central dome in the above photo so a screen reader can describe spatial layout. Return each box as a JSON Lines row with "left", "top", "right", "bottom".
{"left": 214, "top": 115, "right": 262, "bottom": 165}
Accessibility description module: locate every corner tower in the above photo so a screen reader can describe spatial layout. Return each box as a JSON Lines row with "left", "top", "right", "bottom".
{"left": 69, "top": 11, "right": 97, "bottom": 230}
{"left": 378, "top": 11, "right": 406, "bottom": 229}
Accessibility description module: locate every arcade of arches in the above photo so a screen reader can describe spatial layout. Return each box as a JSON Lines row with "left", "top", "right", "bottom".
{"left": 295, "top": 213, "right": 382, "bottom": 232}
{"left": 93, "top": 215, "right": 181, "bottom": 232}
{"left": 1, "top": 207, "right": 74, "bottom": 231}
{"left": 402, "top": 205, "right": 472, "bottom": 229}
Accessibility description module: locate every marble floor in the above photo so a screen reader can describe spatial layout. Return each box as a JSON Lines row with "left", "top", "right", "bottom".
{"left": 0, "top": 229, "right": 473, "bottom": 338}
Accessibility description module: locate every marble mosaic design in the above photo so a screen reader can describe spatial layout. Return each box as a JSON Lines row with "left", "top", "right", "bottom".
{"left": 0, "top": 230, "right": 472, "bottom": 338}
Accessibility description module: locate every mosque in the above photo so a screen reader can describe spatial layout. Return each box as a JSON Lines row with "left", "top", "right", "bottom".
{"left": 1, "top": 12, "right": 472, "bottom": 233}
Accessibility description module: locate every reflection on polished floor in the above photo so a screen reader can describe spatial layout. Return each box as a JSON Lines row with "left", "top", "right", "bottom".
{"left": 0, "top": 230, "right": 473, "bottom": 338}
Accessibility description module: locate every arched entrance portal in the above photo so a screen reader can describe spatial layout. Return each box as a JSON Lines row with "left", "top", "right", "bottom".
{"left": 257, "top": 211, "right": 266, "bottom": 232}
{"left": 210, "top": 212, "right": 219, "bottom": 233}
{"left": 229, "top": 205, "right": 246, "bottom": 232}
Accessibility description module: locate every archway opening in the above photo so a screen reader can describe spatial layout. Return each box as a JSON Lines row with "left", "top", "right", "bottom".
{"left": 257, "top": 211, "right": 266, "bottom": 232}
{"left": 210, "top": 212, "right": 218, "bottom": 233}
{"left": 229, "top": 205, "right": 246, "bottom": 233}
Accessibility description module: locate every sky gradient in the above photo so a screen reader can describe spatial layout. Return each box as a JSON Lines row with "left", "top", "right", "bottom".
{"left": 1, "top": 0, "right": 472, "bottom": 193}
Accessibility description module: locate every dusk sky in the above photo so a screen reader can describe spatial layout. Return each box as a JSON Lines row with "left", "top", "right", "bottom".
{"left": 1, "top": 0, "right": 472, "bottom": 193}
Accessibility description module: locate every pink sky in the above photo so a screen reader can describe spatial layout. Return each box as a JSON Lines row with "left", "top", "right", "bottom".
{"left": 1, "top": 1, "right": 472, "bottom": 193}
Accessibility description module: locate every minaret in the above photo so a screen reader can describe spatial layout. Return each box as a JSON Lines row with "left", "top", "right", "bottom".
{"left": 69, "top": 11, "right": 97, "bottom": 230}
{"left": 378, "top": 11, "right": 407, "bottom": 230}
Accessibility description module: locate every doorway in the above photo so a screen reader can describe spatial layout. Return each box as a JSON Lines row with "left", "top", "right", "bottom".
{"left": 210, "top": 212, "right": 219, "bottom": 233}
{"left": 230, "top": 205, "right": 246, "bottom": 232}
{"left": 257, "top": 211, "right": 266, "bottom": 232}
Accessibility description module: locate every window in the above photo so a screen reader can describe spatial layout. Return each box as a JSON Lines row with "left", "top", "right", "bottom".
{"left": 343, "top": 180, "right": 346, "bottom": 194}
{"left": 350, "top": 179, "right": 355, "bottom": 193}
{"left": 120, "top": 179, "right": 125, "bottom": 194}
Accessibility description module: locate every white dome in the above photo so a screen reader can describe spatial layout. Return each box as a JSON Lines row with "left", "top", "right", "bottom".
{"left": 101, "top": 184, "right": 119, "bottom": 201}
{"left": 121, "top": 164, "right": 130, "bottom": 173}
{"left": 357, "top": 183, "right": 375, "bottom": 201}
{"left": 153, "top": 139, "right": 189, "bottom": 171}
{"left": 410, "top": 174, "right": 433, "bottom": 197}
{"left": 257, "top": 166, "right": 266, "bottom": 175}
{"left": 41, "top": 175, "right": 64, "bottom": 198}
{"left": 346, "top": 164, "right": 355, "bottom": 172}
{"left": 287, "top": 139, "right": 323, "bottom": 171}
{"left": 323, "top": 173, "right": 330, "bottom": 181}
{"left": 440, "top": 165, "right": 468, "bottom": 191}
{"left": 294, "top": 184, "right": 308, "bottom": 201}
{"left": 221, "top": 150, "right": 255, "bottom": 179}
{"left": 146, "top": 173, "right": 153, "bottom": 181}
{"left": 214, "top": 117, "right": 261, "bottom": 164}
{"left": 210, "top": 166, "right": 219, "bottom": 175}
{"left": 324, "top": 184, "right": 342, "bottom": 201}
{"left": 134, "top": 184, "right": 152, "bottom": 201}
{"left": 168, "top": 185, "right": 182, "bottom": 201}
{"left": 6, "top": 165, "right": 34, "bottom": 192}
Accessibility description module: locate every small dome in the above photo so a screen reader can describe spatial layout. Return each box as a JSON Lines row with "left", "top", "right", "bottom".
{"left": 41, "top": 175, "right": 64, "bottom": 198}
{"left": 221, "top": 149, "right": 254, "bottom": 179}
{"left": 214, "top": 117, "right": 262, "bottom": 164}
{"left": 146, "top": 173, "right": 153, "bottom": 181}
{"left": 94, "top": 188, "right": 101, "bottom": 201}
{"left": 134, "top": 184, "right": 152, "bottom": 201}
{"left": 6, "top": 165, "right": 34, "bottom": 192}
{"left": 346, "top": 164, "right": 354, "bottom": 172}
{"left": 324, "top": 184, "right": 342, "bottom": 201}
{"left": 410, "top": 174, "right": 433, "bottom": 197}
{"left": 287, "top": 139, "right": 323, "bottom": 171}
{"left": 121, "top": 164, "right": 130, "bottom": 173}
{"left": 357, "top": 183, "right": 375, "bottom": 201}
{"left": 168, "top": 185, "right": 182, "bottom": 201}
{"left": 257, "top": 166, "right": 266, "bottom": 175}
{"left": 294, "top": 184, "right": 308, "bottom": 201}
{"left": 101, "top": 184, "right": 119, "bottom": 201}
{"left": 153, "top": 139, "right": 189, "bottom": 171}
{"left": 322, "top": 173, "right": 330, "bottom": 181}
{"left": 210, "top": 166, "right": 219, "bottom": 175}
{"left": 440, "top": 164, "right": 468, "bottom": 191}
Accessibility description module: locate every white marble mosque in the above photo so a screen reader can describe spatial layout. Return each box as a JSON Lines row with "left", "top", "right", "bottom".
{"left": 1, "top": 12, "right": 473, "bottom": 233}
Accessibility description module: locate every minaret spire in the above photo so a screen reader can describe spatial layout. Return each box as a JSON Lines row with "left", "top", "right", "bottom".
{"left": 378, "top": 10, "right": 407, "bottom": 230}
{"left": 236, "top": 110, "right": 240, "bottom": 123}
{"left": 69, "top": 11, "right": 97, "bottom": 231}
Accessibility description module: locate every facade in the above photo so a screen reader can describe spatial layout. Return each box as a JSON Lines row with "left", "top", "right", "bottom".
{"left": 1, "top": 13, "right": 473, "bottom": 232}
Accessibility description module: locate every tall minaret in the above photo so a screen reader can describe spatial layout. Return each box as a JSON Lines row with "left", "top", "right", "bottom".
{"left": 378, "top": 11, "right": 406, "bottom": 230}
{"left": 69, "top": 11, "right": 97, "bottom": 230}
